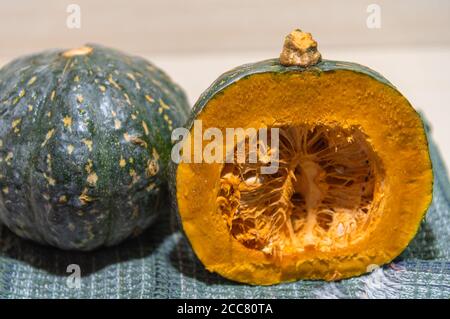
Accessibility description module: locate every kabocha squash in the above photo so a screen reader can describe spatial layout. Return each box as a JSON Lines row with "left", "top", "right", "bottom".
{"left": 0, "top": 45, "right": 189, "bottom": 250}
{"left": 174, "top": 30, "right": 433, "bottom": 284}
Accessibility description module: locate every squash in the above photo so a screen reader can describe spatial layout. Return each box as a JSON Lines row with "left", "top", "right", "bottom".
{"left": 174, "top": 30, "right": 433, "bottom": 284}
{"left": 0, "top": 44, "right": 189, "bottom": 250}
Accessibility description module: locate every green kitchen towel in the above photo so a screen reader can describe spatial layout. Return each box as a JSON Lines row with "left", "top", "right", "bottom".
{"left": 0, "top": 119, "right": 449, "bottom": 299}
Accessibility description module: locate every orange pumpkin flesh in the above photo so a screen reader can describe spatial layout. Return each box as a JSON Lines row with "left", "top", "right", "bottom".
{"left": 176, "top": 69, "right": 432, "bottom": 285}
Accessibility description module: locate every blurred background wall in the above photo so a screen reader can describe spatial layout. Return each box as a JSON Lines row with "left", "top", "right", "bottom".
{"left": 1, "top": 0, "right": 449, "bottom": 165}
{"left": 1, "top": 0, "right": 450, "bottom": 55}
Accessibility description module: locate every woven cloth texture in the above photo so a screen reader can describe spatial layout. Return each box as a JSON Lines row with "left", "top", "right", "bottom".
{"left": 0, "top": 120, "right": 449, "bottom": 299}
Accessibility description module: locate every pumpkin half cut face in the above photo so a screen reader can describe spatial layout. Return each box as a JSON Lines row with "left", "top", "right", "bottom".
{"left": 175, "top": 30, "right": 433, "bottom": 285}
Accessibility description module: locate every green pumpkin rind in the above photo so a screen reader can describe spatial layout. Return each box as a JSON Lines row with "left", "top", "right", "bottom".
{"left": 0, "top": 44, "right": 190, "bottom": 250}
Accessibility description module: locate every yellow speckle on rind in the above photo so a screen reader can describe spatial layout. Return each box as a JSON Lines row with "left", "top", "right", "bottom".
{"left": 129, "top": 168, "right": 139, "bottom": 184}
{"left": 63, "top": 116, "right": 73, "bottom": 129}
{"left": 108, "top": 74, "right": 120, "bottom": 89}
{"left": 74, "top": 75, "right": 80, "bottom": 82}
{"left": 59, "top": 195, "right": 68, "bottom": 203}
{"left": 46, "top": 154, "right": 52, "bottom": 172}
{"left": 145, "top": 95, "right": 155, "bottom": 103}
{"left": 82, "top": 139, "right": 93, "bottom": 152}
{"left": 99, "top": 85, "right": 106, "bottom": 92}
{"left": 142, "top": 121, "right": 149, "bottom": 135}
{"left": 114, "top": 119, "right": 122, "bottom": 130}
{"left": 27, "top": 76, "right": 37, "bottom": 86}
{"left": 5, "top": 152, "right": 13, "bottom": 165}
{"left": 119, "top": 157, "right": 126, "bottom": 168}
{"left": 123, "top": 93, "right": 131, "bottom": 105}
{"left": 12, "top": 89, "right": 25, "bottom": 104}
{"left": 76, "top": 94, "right": 84, "bottom": 103}
{"left": 41, "top": 129, "right": 55, "bottom": 147}
{"left": 85, "top": 159, "right": 93, "bottom": 173}
{"left": 87, "top": 172, "right": 98, "bottom": 186}
{"left": 12, "top": 118, "right": 22, "bottom": 133}
{"left": 146, "top": 159, "right": 159, "bottom": 177}
{"left": 2, "top": 187, "right": 9, "bottom": 194}
{"left": 152, "top": 148, "right": 160, "bottom": 160}
{"left": 67, "top": 144, "right": 74, "bottom": 155}
{"left": 159, "top": 99, "right": 170, "bottom": 110}
{"left": 79, "top": 188, "right": 94, "bottom": 205}
{"left": 43, "top": 173, "right": 56, "bottom": 186}
{"left": 128, "top": 136, "right": 147, "bottom": 148}
{"left": 28, "top": 105, "right": 33, "bottom": 112}
{"left": 50, "top": 91, "right": 56, "bottom": 101}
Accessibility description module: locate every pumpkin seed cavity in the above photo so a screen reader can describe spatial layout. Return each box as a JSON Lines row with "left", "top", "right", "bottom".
{"left": 217, "top": 124, "right": 384, "bottom": 256}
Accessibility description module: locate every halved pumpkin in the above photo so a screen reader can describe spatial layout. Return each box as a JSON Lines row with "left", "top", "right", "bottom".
{"left": 175, "top": 30, "right": 433, "bottom": 284}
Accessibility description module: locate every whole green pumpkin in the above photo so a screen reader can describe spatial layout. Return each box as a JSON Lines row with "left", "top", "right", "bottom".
{"left": 0, "top": 44, "right": 189, "bottom": 250}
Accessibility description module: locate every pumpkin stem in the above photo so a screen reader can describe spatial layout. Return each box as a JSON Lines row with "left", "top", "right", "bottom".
{"left": 279, "top": 29, "right": 321, "bottom": 67}
{"left": 62, "top": 46, "right": 93, "bottom": 58}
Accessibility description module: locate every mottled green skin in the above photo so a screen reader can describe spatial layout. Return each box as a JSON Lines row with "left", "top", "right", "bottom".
{"left": 0, "top": 45, "right": 190, "bottom": 250}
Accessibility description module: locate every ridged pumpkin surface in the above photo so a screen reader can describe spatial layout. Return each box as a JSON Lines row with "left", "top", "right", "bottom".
{"left": 0, "top": 45, "right": 189, "bottom": 250}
